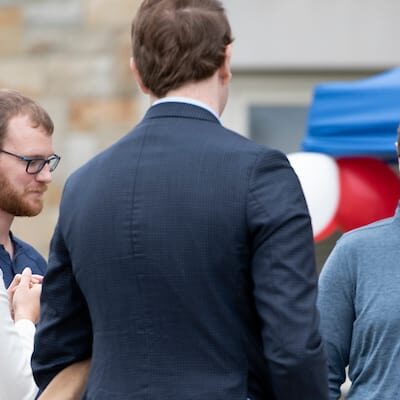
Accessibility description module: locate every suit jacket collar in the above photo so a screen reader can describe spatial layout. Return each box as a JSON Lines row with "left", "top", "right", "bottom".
{"left": 143, "top": 102, "right": 221, "bottom": 125}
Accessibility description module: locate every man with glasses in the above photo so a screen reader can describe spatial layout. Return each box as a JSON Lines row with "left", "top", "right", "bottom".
{"left": 0, "top": 88, "right": 60, "bottom": 287}
{"left": 0, "top": 89, "right": 60, "bottom": 399}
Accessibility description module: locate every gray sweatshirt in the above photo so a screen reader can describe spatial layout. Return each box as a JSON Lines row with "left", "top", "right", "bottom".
{"left": 318, "top": 204, "right": 400, "bottom": 400}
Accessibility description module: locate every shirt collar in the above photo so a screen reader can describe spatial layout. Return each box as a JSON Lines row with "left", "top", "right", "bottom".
{"left": 152, "top": 97, "right": 221, "bottom": 122}
{"left": 0, "top": 231, "right": 16, "bottom": 257}
{"left": 9, "top": 231, "right": 20, "bottom": 252}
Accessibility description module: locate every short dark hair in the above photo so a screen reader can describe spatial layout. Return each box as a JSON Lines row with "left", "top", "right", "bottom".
{"left": 131, "top": 0, "right": 233, "bottom": 98}
{"left": 0, "top": 89, "right": 54, "bottom": 148}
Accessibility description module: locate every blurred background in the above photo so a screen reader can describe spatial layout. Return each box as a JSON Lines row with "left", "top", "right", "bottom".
{"left": 2, "top": 0, "right": 400, "bottom": 267}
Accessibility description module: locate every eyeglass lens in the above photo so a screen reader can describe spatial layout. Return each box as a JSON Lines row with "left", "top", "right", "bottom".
{"left": 27, "top": 156, "right": 60, "bottom": 174}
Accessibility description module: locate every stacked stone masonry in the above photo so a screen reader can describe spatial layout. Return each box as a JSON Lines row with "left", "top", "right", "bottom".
{"left": 0, "top": 0, "right": 141, "bottom": 256}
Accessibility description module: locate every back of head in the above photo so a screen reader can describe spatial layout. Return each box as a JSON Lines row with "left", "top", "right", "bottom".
{"left": 0, "top": 89, "right": 54, "bottom": 148}
{"left": 131, "top": 0, "right": 233, "bottom": 98}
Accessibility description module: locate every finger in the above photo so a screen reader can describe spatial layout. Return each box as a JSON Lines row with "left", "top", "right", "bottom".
{"left": 18, "top": 267, "right": 33, "bottom": 288}
{"left": 7, "top": 274, "right": 22, "bottom": 291}
{"left": 31, "top": 275, "right": 44, "bottom": 284}
{"left": 32, "top": 283, "right": 42, "bottom": 294}
{"left": 8, "top": 286, "right": 18, "bottom": 294}
{"left": 30, "top": 279, "right": 41, "bottom": 287}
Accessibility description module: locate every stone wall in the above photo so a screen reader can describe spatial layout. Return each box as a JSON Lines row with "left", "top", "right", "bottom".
{"left": 0, "top": 0, "right": 141, "bottom": 256}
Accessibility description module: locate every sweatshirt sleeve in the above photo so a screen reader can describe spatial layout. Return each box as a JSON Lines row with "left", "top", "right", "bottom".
{"left": 318, "top": 240, "right": 355, "bottom": 400}
{"left": 0, "top": 272, "right": 38, "bottom": 400}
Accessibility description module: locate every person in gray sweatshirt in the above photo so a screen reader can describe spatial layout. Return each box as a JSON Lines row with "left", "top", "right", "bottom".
{"left": 318, "top": 126, "right": 400, "bottom": 400}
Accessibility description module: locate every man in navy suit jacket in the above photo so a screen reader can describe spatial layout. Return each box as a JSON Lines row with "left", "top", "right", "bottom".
{"left": 33, "top": 1, "right": 328, "bottom": 398}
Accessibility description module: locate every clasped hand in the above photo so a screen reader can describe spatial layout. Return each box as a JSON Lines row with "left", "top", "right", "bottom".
{"left": 7, "top": 267, "right": 43, "bottom": 323}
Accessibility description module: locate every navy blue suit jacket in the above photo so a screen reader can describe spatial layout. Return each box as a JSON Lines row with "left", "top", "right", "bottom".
{"left": 33, "top": 103, "right": 328, "bottom": 399}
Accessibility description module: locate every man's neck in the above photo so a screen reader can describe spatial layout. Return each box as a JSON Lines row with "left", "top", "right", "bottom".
{"left": 0, "top": 209, "right": 14, "bottom": 257}
{"left": 150, "top": 74, "right": 223, "bottom": 117}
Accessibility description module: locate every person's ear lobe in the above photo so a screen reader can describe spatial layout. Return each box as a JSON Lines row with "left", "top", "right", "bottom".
{"left": 130, "top": 57, "right": 150, "bottom": 94}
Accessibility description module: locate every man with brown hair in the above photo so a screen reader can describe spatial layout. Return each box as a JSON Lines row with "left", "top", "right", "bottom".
{"left": 0, "top": 89, "right": 60, "bottom": 287}
{"left": 0, "top": 89, "right": 60, "bottom": 399}
{"left": 33, "top": 1, "right": 328, "bottom": 399}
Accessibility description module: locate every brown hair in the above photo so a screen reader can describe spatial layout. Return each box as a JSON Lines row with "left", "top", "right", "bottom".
{"left": 0, "top": 89, "right": 54, "bottom": 147}
{"left": 131, "top": 0, "right": 233, "bottom": 98}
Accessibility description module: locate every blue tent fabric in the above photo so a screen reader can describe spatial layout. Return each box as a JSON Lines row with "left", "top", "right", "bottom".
{"left": 302, "top": 68, "right": 400, "bottom": 161}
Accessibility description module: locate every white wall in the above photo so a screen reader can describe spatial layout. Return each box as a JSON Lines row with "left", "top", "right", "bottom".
{"left": 222, "top": 70, "right": 374, "bottom": 137}
{"left": 223, "top": 0, "right": 400, "bottom": 70}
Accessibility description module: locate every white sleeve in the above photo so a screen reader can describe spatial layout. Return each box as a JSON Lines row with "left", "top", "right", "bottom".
{"left": 0, "top": 273, "right": 38, "bottom": 400}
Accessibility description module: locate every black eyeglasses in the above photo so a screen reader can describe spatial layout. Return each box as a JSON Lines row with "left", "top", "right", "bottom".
{"left": 0, "top": 149, "right": 61, "bottom": 174}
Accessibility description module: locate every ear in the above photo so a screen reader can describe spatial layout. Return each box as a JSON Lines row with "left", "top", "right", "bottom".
{"left": 218, "top": 44, "right": 232, "bottom": 86}
{"left": 130, "top": 57, "right": 150, "bottom": 95}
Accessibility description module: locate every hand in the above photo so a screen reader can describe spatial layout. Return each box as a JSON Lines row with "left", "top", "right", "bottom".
{"left": 7, "top": 271, "right": 43, "bottom": 305}
{"left": 10, "top": 267, "right": 42, "bottom": 323}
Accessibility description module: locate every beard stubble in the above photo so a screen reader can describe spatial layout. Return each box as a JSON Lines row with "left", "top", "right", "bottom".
{"left": 0, "top": 172, "right": 46, "bottom": 217}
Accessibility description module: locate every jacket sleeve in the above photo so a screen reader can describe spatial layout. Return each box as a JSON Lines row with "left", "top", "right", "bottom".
{"left": 0, "top": 272, "right": 38, "bottom": 400}
{"left": 247, "top": 149, "right": 329, "bottom": 400}
{"left": 31, "top": 221, "right": 92, "bottom": 394}
{"left": 318, "top": 239, "right": 354, "bottom": 400}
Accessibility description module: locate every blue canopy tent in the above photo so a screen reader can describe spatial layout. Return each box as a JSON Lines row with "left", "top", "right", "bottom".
{"left": 302, "top": 68, "right": 400, "bottom": 161}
